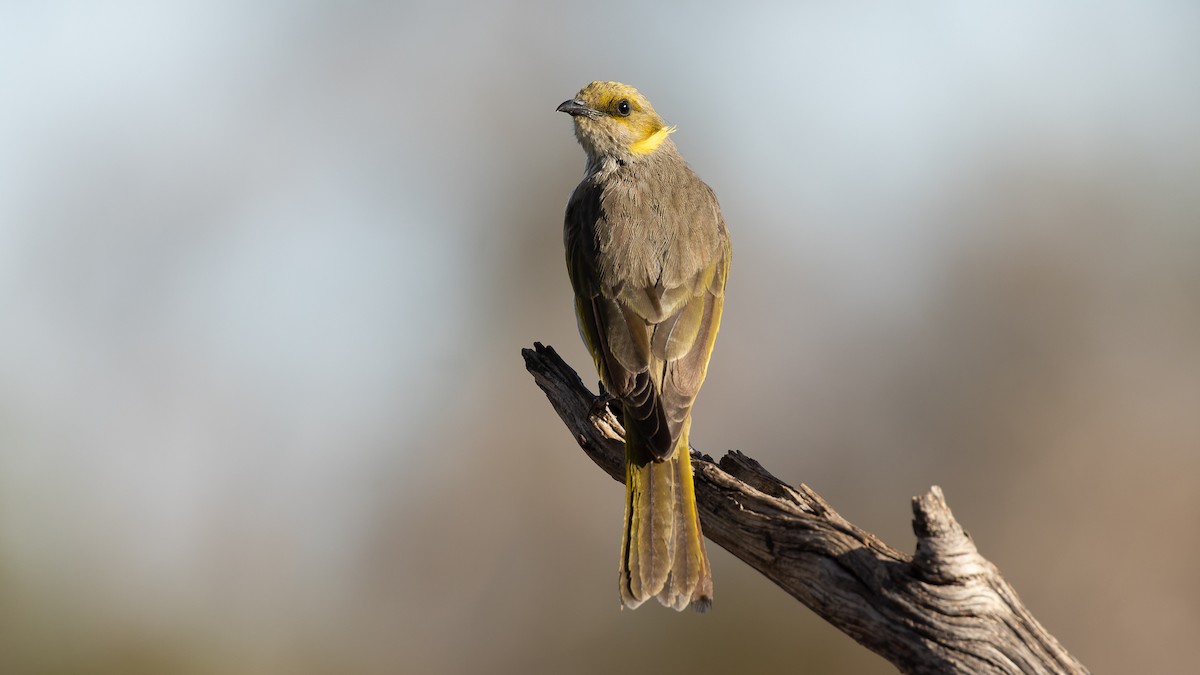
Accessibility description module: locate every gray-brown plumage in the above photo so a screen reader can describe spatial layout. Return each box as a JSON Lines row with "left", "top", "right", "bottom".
{"left": 559, "top": 81, "right": 730, "bottom": 611}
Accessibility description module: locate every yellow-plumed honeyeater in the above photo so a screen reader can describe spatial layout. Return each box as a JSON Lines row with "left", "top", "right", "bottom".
{"left": 558, "top": 81, "right": 731, "bottom": 612}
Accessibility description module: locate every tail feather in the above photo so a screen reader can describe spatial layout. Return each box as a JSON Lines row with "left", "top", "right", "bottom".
{"left": 660, "top": 418, "right": 712, "bottom": 611}
{"left": 619, "top": 416, "right": 713, "bottom": 611}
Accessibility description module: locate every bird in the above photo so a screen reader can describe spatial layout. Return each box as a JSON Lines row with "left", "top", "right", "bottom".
{"left": 558, "top": 81, "right": 731, "bottom": 611}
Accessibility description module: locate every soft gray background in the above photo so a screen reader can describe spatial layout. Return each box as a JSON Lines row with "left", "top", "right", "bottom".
{"left": 2, "top": 2, "right": 1198, "bottom": 673}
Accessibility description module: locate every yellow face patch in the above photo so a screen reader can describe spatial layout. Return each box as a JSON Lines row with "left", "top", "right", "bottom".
{"left": 576, "top": 81, "right": 644, "bottom": 110}
{"left": 572, "top": 81, "right": 674, "bottom": 156}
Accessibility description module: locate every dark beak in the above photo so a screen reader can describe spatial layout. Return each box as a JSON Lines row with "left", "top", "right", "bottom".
{"left": 556, "top": 98, "right": 595, "bottom": 118}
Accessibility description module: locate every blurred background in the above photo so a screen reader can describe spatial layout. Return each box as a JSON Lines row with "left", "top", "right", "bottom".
{"left": 2, "top": 1, "right": 1198, "bottom": 673}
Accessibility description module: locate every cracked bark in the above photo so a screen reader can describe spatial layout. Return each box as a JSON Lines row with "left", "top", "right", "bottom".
{"left": 523, "top": 342, "right": 1089, "bottom": 675}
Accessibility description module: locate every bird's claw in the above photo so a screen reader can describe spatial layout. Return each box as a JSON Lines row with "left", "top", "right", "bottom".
{"left": 589, "top": 384, "right": 618, "bottom": 421}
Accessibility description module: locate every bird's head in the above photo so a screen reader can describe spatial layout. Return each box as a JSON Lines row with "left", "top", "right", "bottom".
{"left": 557, "top": 81, "right": 675, "bottom": 161}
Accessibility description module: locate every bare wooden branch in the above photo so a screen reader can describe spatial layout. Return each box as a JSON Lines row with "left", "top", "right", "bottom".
{"left": 523, "top": 342, "right": 1089, "bottom": 675}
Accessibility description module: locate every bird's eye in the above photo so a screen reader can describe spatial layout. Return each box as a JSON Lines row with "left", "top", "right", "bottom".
{"left": 616, "top": 100, "right": 632, "bottom": 116}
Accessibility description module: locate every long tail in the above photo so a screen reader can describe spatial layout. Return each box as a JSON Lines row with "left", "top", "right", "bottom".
{"left": 619, "top": 415, "right": 713, "bottom": 612}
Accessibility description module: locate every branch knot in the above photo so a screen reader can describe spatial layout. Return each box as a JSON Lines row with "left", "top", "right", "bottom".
{"left": 912, "top": 486, "right": 989, "bottom": 584}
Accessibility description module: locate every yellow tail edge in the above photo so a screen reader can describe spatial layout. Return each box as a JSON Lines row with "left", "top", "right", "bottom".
{"left": 619, "top": 418, "right": 713, "bottom": 612}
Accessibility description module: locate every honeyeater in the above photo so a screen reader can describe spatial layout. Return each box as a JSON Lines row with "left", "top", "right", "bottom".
{"left": 558, "top": 81, "right": 731, "bottom": 612}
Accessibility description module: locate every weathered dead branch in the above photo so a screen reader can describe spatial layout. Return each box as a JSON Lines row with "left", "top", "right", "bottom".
{"left": 523, "top": 342, "right": 1088, "bottom": 675}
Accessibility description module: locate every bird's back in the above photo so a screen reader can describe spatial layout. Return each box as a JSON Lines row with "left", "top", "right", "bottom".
{"left": 565, "top": 141, "right": 730, "bottom": 461}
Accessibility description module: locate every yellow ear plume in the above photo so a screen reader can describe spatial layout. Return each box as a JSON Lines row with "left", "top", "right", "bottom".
{"left": 630, "top": 125, "right": 677, "bottom": 155}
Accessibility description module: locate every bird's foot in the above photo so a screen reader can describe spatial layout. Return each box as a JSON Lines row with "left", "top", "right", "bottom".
{"left": 589, "top": 383, "right": 618, "bottom": 421}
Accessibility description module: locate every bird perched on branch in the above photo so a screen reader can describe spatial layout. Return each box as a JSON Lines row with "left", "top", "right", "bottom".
{"left": 558, "top": 81, "right": 731, "bottom": 611}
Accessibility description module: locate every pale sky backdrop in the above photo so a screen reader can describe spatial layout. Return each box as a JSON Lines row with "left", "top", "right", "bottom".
{"left": 2, "top": 2, "right": 1198, "bottom": 673}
